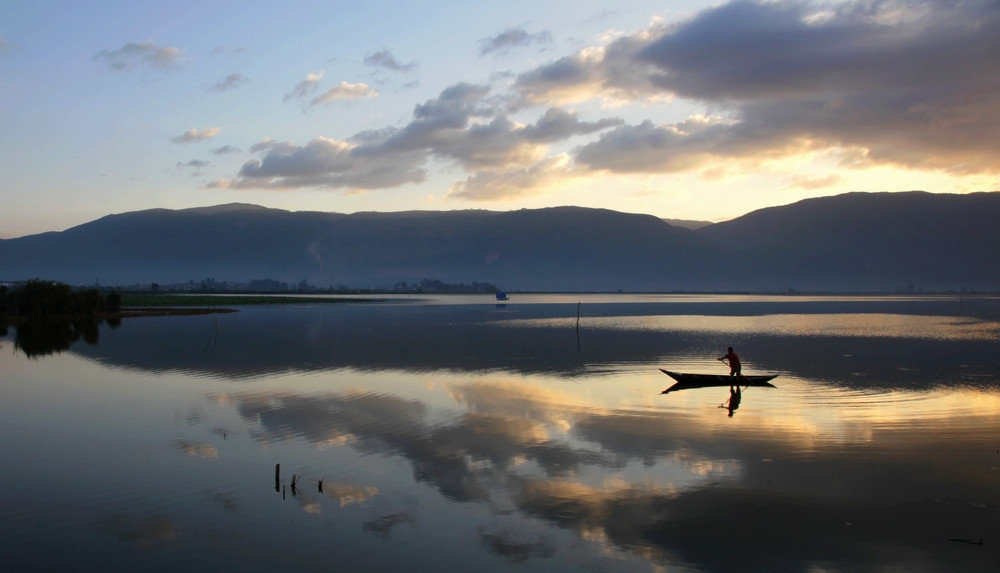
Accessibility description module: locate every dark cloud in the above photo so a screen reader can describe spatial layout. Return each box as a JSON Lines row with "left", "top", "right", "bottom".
{"left": 209, "top": 46, "right": 249, "bottom": 56}
{"left": 176, "top": 159, "right": 210, "bottom": 168}
{"left": 514, "top": 26, "right": 663, "bottom": 104}
{"left": 574, "top": 118, "right": 757, "bottom": 174}
{"left": 210, "top": 145, "right": 241, "bottom": 155}
{"left": 479, "top": 27, "right": 553, "bottom": 56}
{"left": 206, "top": 73, "right": 249, "bottom": 93}
{"left": 519, "top": 0, "right": 1000, "bottom": 175}
{"left": 579, "top": 9, "right": 620, "bottom": 24}
{"left": 212, "top": 83, "right": 619, "bottom": 192}
{"left": 214, "top": 136, "right": 428, "bottom": 190}
{"left": 398, "top": 80, "right": 420, "bottom": 92}
{"left": 363, "top": 48, "right": 417, "bottom": 72}
{"left": 93, "top": 40, "right": 183, "bottom": 71}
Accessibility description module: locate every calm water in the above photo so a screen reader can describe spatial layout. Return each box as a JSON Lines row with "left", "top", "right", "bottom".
{"left": 1, "top": 295, "right": 998, "bottom": 572}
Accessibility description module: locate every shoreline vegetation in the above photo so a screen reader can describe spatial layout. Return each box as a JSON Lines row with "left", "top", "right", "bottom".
{"left": 118, "top": 294, "right": 378, "bottom": 308}
{"left": 0, "top": 281, "right": 373, "bottom": 357}
{"left": 0, "top": 281, "right": 383, "bottom": 324}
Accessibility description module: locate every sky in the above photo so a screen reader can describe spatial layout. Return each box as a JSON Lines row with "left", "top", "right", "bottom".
{"left": 1, "top": 0, "right": 998, "bottom": 237}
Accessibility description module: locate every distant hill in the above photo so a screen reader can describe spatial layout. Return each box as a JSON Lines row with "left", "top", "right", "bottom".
{"left": 0, "top": 191, "right": 997, "bottom": 291}
{"left": 0, "top": 205, "right": 717, "bottom": 291}
{"left": 697, "top": 191, "right": 1000, "bottom": 290}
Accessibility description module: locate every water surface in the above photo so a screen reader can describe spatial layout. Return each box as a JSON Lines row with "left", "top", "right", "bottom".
{"left": 1, "top": 295, "right": 998, "bottom": 571}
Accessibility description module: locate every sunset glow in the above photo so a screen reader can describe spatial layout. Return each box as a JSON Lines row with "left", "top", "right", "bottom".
{"left": 2, "top": 0, "right": 998, "bottom": 237}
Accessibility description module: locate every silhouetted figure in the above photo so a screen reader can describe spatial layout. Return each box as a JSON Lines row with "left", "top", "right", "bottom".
{"left": 727, "top": 385, "right": 742, "bottom": 417}
{"left": 719, "top": 347, "right": 741, "bottom": 376}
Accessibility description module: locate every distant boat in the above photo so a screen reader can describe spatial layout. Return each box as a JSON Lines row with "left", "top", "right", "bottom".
{"left": 495, "top": 291, "right": 509, "bottom": 301}
{"left": 659, "top": 369, "right": 777, "bottom": 394}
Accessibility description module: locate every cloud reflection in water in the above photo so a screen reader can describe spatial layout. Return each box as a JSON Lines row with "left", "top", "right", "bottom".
{"left": 213, "top": 378, "right": 1000, "bottom": 571}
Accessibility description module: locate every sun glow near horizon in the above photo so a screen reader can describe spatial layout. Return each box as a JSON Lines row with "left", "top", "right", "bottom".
{"left": 1, "top": 0, "right": 999, "bottom": 237}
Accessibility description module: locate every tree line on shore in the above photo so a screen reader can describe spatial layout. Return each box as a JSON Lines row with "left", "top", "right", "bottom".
{"left": 1, "top": 277, "right": 502, "bottom": 295}
{"left": 0, "top": 280, "right": 121, "bottom": 321}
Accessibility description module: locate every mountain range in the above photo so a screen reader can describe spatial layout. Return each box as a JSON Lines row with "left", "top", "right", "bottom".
{"left": 1, "top": 191, "right": 997, "bottom": 291}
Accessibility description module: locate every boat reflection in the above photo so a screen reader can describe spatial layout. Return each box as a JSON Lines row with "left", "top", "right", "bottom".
{"left": 659, "top": 369, "right": 778, "bottom": 417}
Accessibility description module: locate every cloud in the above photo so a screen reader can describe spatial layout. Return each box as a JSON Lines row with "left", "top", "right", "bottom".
{"left": 310, "top": 82, "right": 378, "bottom": 106}
{"left": 479, "top": 27, "right": 553, "bottom": 56}
{"left": 206, "top": 73, "right": 249, "bottom": 93}
{"left": 209, "top": 46, "right": 249, "bottom": 56}
{"left": 210, "top": 145, "right": 242, "bottom": 155}
{"left": 172, "top": 127, "right": 220, "bottom": 144}
{"left": 514, "top": 0, "right": 1000, "bottom": 176}
{"left": 447, "top": 154, "right": 577, "bottom": 200}
{"left": 785, "top": 174, "right": 842, "bottom": 190}
{"left": 248, "top": 136, "right": 297, "bottom": 154}
{"left": 363, "top": 48, "right": 417, "bottom": 72}
{"left": 213, "top": 83, "right": 620, "bottom": 192}
{"left": 579, "top": 9, "right": 620, "bottom": 25}
{"left": 172, "top": 439, "right": 217, "bottom": 458}
{"left": 514, "top": 27, "right": 665, "bottom": 105}
{"left": 176, "top": 159, "right": 210, "bottom": 168}
{"left": 208, "top": 136, "right": 429, "bottom": 190}
{"left": 479, "top": 528, "right": 555, "bottom": 563}
{"left": 283, "top": 71, "right": 323, "bottom": 102}
{"left": 93, "top": 40, "right": 183, "bottom": 71}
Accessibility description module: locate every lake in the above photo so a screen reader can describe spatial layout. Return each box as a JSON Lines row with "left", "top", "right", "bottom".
{"left": 1, "top": 294, "right": 998, "bottom": 572}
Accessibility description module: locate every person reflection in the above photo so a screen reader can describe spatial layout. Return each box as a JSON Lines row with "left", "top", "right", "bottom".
{"left": 726, "top": 385, "right": 742, "bottom": 417}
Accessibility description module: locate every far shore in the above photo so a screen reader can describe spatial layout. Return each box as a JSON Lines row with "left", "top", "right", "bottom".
{"left": 119, "top": 294, "right": 379, "bottom": 307}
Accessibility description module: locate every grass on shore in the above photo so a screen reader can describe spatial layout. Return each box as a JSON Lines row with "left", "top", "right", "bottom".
{"left": 120, "top": 293, "right": 378, "bottom": 307}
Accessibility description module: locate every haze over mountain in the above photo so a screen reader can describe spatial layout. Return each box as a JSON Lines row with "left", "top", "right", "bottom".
{"left": 1, "top": 191, "right": 997, "bottom": 291}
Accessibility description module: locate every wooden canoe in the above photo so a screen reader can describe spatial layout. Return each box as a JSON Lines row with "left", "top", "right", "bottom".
{"left": 659, "top": 369, "right": 778, "bottom": 394}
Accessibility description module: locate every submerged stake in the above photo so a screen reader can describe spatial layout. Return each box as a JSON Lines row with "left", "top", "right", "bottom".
{"left": 948, "top": 538, "right": 984, "bottom": 546}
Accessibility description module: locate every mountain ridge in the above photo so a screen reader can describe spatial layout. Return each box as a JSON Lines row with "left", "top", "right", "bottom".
{"left": 1, "top": 191, "right": 998, "bottom": 291}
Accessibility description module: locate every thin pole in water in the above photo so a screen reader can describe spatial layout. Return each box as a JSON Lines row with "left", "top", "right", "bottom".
{"left": 576, "top": 302, "right": 581, "bottom": 353}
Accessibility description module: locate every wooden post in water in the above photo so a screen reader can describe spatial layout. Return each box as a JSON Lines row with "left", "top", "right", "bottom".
{"left": 576, "top": 302, "right": 581, "bottom": 353}
{"left": 275, "top": 464, "right": 280, "bottom": 493}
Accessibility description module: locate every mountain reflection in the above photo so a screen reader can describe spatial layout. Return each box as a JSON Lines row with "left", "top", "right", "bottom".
{"left": 212, "top": 380, "right": 1000, "bottom": 571}
{"left": 55, "top": 300, "right": 1000, "bottom": 389}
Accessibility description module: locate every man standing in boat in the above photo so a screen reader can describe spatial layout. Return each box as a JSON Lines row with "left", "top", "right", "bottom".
{"left": 719, "top": 347, "right": 742, "bottom": 377}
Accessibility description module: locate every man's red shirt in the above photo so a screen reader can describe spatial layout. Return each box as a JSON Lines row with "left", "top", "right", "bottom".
{"left": 724, "top": 351, "right": 741, "bottom": 368}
